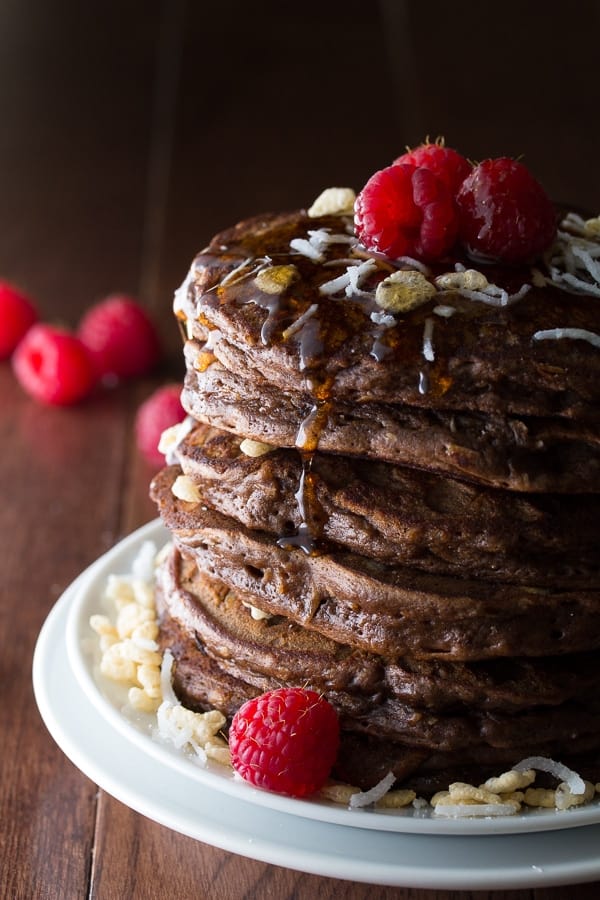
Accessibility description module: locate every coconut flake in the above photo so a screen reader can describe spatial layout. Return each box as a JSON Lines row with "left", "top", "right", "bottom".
{"left": 345, "top": 258, "right": 378, "bottom": 298}
{"left": 318, "top": 258, "right": 377, "bottom": 298}
{"left": 532, "top": 327, "right": 600, "bottom": 350}
{"left": 349, "top": 771, "right": 396, "bottom": 808}
{"left": 292, "top": 229, "right": 356, "bottom": 264}
{"left": 159, "top": 649, "right": 179, "bottom": 707}
{"left": 282, "top": 304, "right": 318, "bottom": 339}
{"left": 319, "top": 270, "right": 353, "bottom": 296}
{"left": 556, "top": 272, "right": 600, "bottom": 297}
{"left": 220, "top": 256, "right": 257, "bottom": 286}
{"left": 422, "top": 317, "right": 435, "bottom": 362}
{"left": 544, "top": 219, "right": 600, "bottom": 295}
{"left": 455, "top": 282, "right": 531, "bottom": 308}
{"left": 370, "top": 310, "right": 396, "bottom": 327}
{"left": 395, "top": 256, "right": 431, "bottom": 275}
{"left": 513, "top": 756, "right": 586, "bottom": 794}
{"left": 290, "top": 237, "right": 324, "bottom": 262}
{"left": 433, "top": 803, "right": 518, "bottom": 818}
{"left": 310, "top": 229, "right": 356, "bottom": 247}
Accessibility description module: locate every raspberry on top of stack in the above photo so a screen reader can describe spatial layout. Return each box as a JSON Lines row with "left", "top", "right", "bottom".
{"left": 150, "top": 140, "right": 600, "bottom": 802}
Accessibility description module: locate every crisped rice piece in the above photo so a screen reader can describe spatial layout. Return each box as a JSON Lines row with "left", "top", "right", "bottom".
{"left": 482, "top": 769, "right": 535, "bottom": 794}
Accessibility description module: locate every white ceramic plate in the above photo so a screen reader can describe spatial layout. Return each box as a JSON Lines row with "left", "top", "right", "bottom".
{"left": 33, "top": 569, "right": 600, "bottom": 890}
{"left": 60, "top": 520, "right": 600, "bottom": 837}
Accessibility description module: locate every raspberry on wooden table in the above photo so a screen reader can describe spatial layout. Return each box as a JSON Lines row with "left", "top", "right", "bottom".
{"left": 135, "top": 383, "right": 186, "bottom": 466}
{"left": 354, "top": 163, "right": 459, "bottom": 261}
{"left": 12, "top": 323, "right": 95, "bottom": 405}
{"left": 393, "top": 139, "right": 472, "bottom": 195}
{"left": 456, "top": 157, "right": 557, "bottom": 263}
{"left": 78, "top": 294, "right": 161, "bottom": 382}
{"left": 229, "top": 687, "right": 340, "bottom": 798}
{"left": 0, "top": 282, "right": 38, "bottom": 359}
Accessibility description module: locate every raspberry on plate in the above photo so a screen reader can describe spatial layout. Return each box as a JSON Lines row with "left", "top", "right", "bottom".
{"left": 393, "top": 139, "right": 472, "bottom": 196}
{"left": 354, "top": 163, "right": 459, "bottom": 261}
{"left": 135, "top": 383, "right": 186, "bottom": 467}
{"left": 229, "top": 687, "right": 340, "bottom": 798}
{"left": 12, "top": 323, "right": 96, "bottom": 406}
{"left": 78, "top": 294, "right": 161, "bottom": 382}
{"left": 0, "top": 282, "right": 38, "bottom": 359}
{"left": 456, "top": 157, "right": 557, "bottom": 263}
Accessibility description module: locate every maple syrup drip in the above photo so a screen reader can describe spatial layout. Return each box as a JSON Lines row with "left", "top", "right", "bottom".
{"left": 258, "top": 295, "right": 283, "bottom": 345}
{"left": 297, "top": 317, "right": 323, "bottom": 371}
{"left": 277, "top": 453, "right": 328, "bottom": 555}
{"left": 277, "top": 463, "right": 317, "bottom": 554}
{"left": 294, "top": 399, "right": 331, "bottom": 452}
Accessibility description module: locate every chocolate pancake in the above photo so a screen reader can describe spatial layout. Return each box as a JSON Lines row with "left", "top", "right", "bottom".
{"left": 182, "top": 347, "right": 600, "bottom": 492}
{"left": 172, "top": 422, "right": 600, "bottom": 586}
{"left": 159, "top": 544, "right": 600, "bottom": 714}
{"left": 156, "top": 546, "right": 600, "bottom": 793}
{"left": 151, "top": 466, "right": 600, "bottom": 660}
{"left": 178, "top": 211, "right": 600, "bottom": 422}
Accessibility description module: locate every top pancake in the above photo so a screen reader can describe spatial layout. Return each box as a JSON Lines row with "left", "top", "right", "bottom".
{"left": 176, "top": 210, "right": 600, "bottom": 424}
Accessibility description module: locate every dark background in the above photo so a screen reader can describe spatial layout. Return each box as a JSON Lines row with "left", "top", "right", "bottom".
{"left": 2, "top": 0, "right": 599, "bottom": 354}
{"left": 2, "top": 2, "right": 600, "bottom": 898}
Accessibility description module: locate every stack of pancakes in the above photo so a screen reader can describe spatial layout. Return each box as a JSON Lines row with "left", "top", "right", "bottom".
{"left": 151, "top": 208, "right": 600, "bottom": 794}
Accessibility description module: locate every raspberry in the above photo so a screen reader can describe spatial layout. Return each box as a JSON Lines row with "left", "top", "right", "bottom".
{"left": 229, "top": 687, "right": 340, "bottom": 798}
{"left": 354, "top": 163, "right": 458, "bottom": 261}
{"left": 393, "top": 139, "right": 472, "bottom": 195}
{"left": 0, "top": 282, "right": 38, "bottom": 359}
{"left": 78, "top": 295, "right": 161, "bottom": 381}
{"left": 456, "top": 157, "right": 557, "bottom": 264}
{"left": 135, "top": 383, "right": 186, "bottom": 466}
{"left": 12, "top": 323, "right": 95, "bottom": 406}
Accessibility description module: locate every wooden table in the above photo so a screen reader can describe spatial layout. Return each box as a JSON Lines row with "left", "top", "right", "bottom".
{"left": 3, "top": 2, "right": 600, "bottom": 897}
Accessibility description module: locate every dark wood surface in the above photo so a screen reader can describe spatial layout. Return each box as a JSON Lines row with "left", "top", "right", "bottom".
{"left": 2, "top": 2, "right": 600, "bottom": 897}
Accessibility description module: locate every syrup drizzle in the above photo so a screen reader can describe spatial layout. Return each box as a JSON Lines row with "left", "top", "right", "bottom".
{"left": 215, "top": 220, "right": 462, "bottom": 554}
{"left": 276, "top": 460, "right": 321, "bottom": 554}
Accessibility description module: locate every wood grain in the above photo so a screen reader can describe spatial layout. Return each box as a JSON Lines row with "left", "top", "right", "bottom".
{"left": 1, "top": 2, "right": 599, "bottom": 898}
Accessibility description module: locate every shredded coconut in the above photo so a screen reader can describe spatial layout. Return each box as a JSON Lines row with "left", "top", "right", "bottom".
{"left": 318, "top": 258, "right": 377, "bottom": 298}
{"left": 456, "top": 282, "right": 531, "bottom": 308}
{"left": 395, "top": 256, "right": 431, "bottom": 275}
{"left": 422, "top": 317, "right": 435, "bottom": 362}
{"left": 513, "top": 756, "right": 586, "bottom": 795}
{"left": 282, "top": 304, "right": 318, "bottom": 339}
{"left": 370, "top": 310, "right": 396, "bottom": 328}
{"left": 220, "top": 257, "right": 257, "bottom": 286}
{"left": 544, "top": 219, "right": 600, "bottom": 295}
{"left": 532, "top": 328, "right": 600, "bottom": 350}
{"left": 291, "top": 229, "right": 356, "bottom": 264}
{"left": 348, "top": 771, "right": 396, "bottom": 808}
